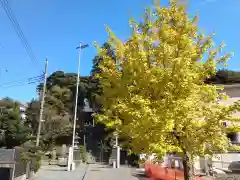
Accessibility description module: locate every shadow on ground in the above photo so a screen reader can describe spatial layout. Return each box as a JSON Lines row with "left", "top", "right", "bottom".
{"left": 131, "top": 169, "right": 148, "bottom": 180}
{"left": 95, "top": 164, "right": 115, "bottom": 169}
{"left": 40, "top": 165, "right": 67, "bottom": 172}
{"left": 90, "top": 169, "right": 101, "bottom": 171}
{"left": 41, "top": 169, "right": 67, "bottom": 172}
{"left": 132, "top": 173, "right": 148, "bottom": 180}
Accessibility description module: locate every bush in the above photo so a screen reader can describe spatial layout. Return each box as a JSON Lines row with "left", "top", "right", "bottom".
{"left": 79, "top": 145, "right": 87, "bottom": 163}
{"left": 20, "top": 149, "right": 42, "bottom": 173}
{"left": 34, "top": 156, "right": 41, "bottom": 173}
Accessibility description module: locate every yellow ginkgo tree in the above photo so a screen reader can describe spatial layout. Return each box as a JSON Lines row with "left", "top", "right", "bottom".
{"left": 93, "top": 1, "right": 240, "bottom": 179}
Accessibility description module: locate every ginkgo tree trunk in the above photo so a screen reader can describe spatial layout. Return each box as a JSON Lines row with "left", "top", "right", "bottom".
{"left": 93, "top": 1, "right": 240, "bottom": 180}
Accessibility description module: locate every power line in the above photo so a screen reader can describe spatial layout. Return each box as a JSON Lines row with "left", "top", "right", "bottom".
{"left": 0, "top": 75, "right": 43, "bottom": 88}
{"left": 0, "top": 76, "right": 43, "bottom": 85}
{"left": 0, "top": 80, "right": 41, "bottom": 89}
{"left": 0, "top": 0, "right": 43, "bottom": 73}
{"left": 0, "top": 0, "right": 42, "bottom": 71}
{"left": 0, "top": 79, "right": 43, "bottom": 88}
{"left": 0, "top": 75, "right": 43, "bottom": 85}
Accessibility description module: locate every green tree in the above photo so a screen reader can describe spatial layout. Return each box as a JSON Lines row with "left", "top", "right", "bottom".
{"left": 40, "top": 111, "right": 72, "bottom": 149}
{"left": 94, "top": 1, "right": 240, "bottom": 180}
{"left": 30, "top": 71, "right": 96, "bottom": 150}
{"left": 38, "top": 71, "right": 94, "bottom": 113}
{"left": 25, "top": 99, "right": 40, "bottom": 135}
{"left": 91, "top": 43, "right": 119, "bottom": 150}
{"left": 26, "top": 99, "right": 73, "bottom": 149}
{"left": 92, "top": 42, "right": 116, "bottom": 75}
{"left": 91, "top": 42, "right": 116, "bottom": 111}
{"left": 0, "top": 98, "right": 30, "bottom": 148}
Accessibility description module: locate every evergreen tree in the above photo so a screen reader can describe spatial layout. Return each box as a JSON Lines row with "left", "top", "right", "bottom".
{"left": 0, "top": 98, "right": 30, "bottom": 148}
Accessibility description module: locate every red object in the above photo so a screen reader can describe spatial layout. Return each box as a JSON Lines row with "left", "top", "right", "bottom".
{"left": 144, "top": 164, "right": 204, "bottom": 180}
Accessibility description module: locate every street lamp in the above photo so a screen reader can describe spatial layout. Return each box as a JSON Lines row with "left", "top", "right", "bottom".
{"left": 68, "top": 42, "right": 89, "bottom": 171}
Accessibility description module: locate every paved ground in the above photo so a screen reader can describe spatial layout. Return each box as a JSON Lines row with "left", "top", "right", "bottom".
{"left": 34, "top": 163, "right": 239, "bottom": 180}
{"left": 31, "top": 163, "right": 146, "bottom": 180}
{"left": 83, "top": 164, "right": 146, "bottom": 180}
{"left": 31, "top": 164, "right": 88, "bottom": 180}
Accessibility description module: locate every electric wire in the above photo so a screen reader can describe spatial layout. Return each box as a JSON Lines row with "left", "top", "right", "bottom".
{"left": 0, "top": 0, "right": 43, "bottom": 73}
{"left": 0, "top": 75, "right": 44, "bottom": 88}
{"left": 0, "top": 75, "right": 43, "bottom": 85}
{"left": 0, "top": 0, "right": 42, "bottom": 70}
{"left": 0, "top": 80, "right": 41, "bottom": 89}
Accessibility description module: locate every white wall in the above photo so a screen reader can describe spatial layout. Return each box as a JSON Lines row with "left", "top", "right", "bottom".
{"left": 219, "top": 85, "right": 240, "bottom": 126}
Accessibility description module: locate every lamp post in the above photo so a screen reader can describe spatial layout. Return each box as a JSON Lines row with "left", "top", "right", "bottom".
{"left": 68, "top": 42, "right": 89, "bottom": 171}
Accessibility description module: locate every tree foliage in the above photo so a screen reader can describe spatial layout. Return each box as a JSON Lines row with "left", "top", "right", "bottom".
{"left": 42, "top": 71, "right": 94, "bottom": 113}
{"left": 0, "top": 98, "right": 30, "bottom": 148}
{"left": 25, "top": 99, "right": 40, "bottom": 135}
{"left": 91, "top": 42, "right": 122, "bottom": 149}
{"left": 207, "top": 69, "right": 240, "bottom": 84}
{"left": 94, "top": 1, "right": 240, "bottom": 179}
{"left": 26, "top": 71, "right": 97, "bottom": 149}
{"left": 92, "top": 42, "right": 116, "bottom": 76}
{"left": 91, "top": 43, "right": 116, "bottom": 110}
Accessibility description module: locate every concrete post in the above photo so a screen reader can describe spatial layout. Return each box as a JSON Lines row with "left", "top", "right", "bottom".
{"left": 117, "top": 146, "right": 120, "bottom": 168}
{"left": 113, "top": 161, "right": 116, "bottom": 168}
{"left": 67, "top": 147, "right": 73, "bottom": 171}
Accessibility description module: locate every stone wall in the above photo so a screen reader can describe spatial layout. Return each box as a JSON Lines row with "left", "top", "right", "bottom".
{"left": 212, "top": 153, "right": 240, "bottom": 170}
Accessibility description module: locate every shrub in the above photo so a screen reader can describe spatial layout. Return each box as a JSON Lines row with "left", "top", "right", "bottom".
{"left": 79, "top": 145, "right": 87, "bottom": 163}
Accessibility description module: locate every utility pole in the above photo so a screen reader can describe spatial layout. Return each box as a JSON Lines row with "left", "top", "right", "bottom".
{"left": 36, "top": 59, "right": 48, "bottom": 147}
{"left": 71, "top": 42, "right": 82, "bottom": 153}
{"left": 68, "top": 42, "right": 89, "bottom": 171}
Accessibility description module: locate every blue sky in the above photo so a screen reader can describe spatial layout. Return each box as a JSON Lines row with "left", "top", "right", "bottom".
{"left": 0, "top": 0, "right": 239, "bottom": 102}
